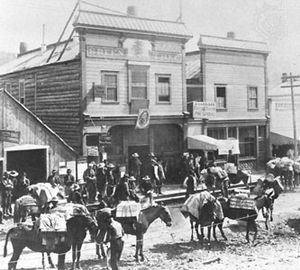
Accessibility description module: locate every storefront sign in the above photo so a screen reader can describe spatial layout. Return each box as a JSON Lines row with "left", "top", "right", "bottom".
{"left": 136, "top": 109, "right": 150, "bottom": 129}
{"left": 86, "top": 45, "right": 128, "bottom": 58}
{"left": 218, "top": 139, "right": 240, "bottom": 155}
{"left": 192, "top": 101, "right": 216, "bottom": 120}
{"left": 149, "top": 51, "right": 182, "bottom": 63}
{"left": 99, "top": 133, "right": 112, "bottom": 145}
{"left": 87, "top": 146, "right": 99, "bottom": 156}
{"left": 0, "top": 130, "right": 20, "bottom": 143}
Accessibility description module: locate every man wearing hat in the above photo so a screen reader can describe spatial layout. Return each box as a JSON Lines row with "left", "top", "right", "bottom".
{"left": 149, "top": 156, "right": 162, "bottom": 195}
{"left": 106, "top": 163, "right": 116, "bottom": 198}
{"left": 68, "top": 184, "right": 84, "bottom": 204}
{"left": 96, "top": 163, "right": 107, "bottom": 201}
{"left": 183, "top": 169, "right": 198, "bottom": 200}
{"left": 130, "top": 153, "right": 142, "bottom": 185}
{"left": 14, "top": 171, "right": 30, "bottom": 200}
{"left": 83, "top": 163, "right": 97, "bottom": 203}
{"left": 1, "top": 171, "right": 14, "bottom": 216}
{"left": 64, "top": 169, "right": 75, "bottom": 197}
{"left": 47, "top": 169, "right": 60, "bottom": 188}
{"left": 114, "top": 174, "right": 130, "bottom": 204}
{"left": 140, "top": 175, "right": 154, "bottom": 205}
{"left": 128, "top": 176, "right": 139, "bottom": 202}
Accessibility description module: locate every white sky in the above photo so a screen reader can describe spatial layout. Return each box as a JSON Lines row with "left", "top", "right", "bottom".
{"left": 0, "top": 0, "right": 300, "bottom": 87}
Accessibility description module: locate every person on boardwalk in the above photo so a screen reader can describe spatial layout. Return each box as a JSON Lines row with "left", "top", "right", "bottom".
{"left": 96, "top": 163, "right": 107, "bottom": 201}
{"left": 130, "top": 153, "right": 142, "bottom": 185}
{"left": 114, "top": 174, "right": 130, "bottom": 204}
{"left": 106, "top": 163, "right": 116, "bottom": 198}
{"left": 83, "top": 163, "right": 97, "bottom": 203}
{"left": 139, "top": 175, "right": 154, "bottom": 205}
{"left": 14, "top": 171, "right": 30, "bottom": 200}
{"left": 47, "top": 169, "right": 60, "bottom": 188}
{"left": 183, "top": 169, "right": 198, "bottom": 200}
{"left": 1, "top": 171, "right": 14, "bottom": 217}
{"left": 64, "top": 169, "right": 75, "bottom": 197}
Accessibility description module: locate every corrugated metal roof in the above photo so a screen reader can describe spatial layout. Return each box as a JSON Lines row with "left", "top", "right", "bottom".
{"left": 0, "top": 39, "right": 79, "bottom": 76}
{"left": 74, "top": 10, "right": 192, "bottom": 39}
{"left": 199, "top": 34, "right": 269, "bottom": 54}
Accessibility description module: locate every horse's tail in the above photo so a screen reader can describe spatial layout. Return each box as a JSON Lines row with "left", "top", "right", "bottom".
{"left": 3, "top": 227, "right": 14, "bottom": 257}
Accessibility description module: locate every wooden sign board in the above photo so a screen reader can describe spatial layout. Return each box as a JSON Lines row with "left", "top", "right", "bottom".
{"left": 0, "top": 130, "right": 20, "bottom": 143}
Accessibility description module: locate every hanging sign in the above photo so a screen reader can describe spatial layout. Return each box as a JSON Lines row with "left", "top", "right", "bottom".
{"left": 0, "top": 130, "right": 20, "bottom": 143}
{"left": 135, "top": 109, "right": 150, "bottom": 129}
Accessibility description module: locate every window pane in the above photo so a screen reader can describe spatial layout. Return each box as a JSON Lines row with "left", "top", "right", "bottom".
{"left": 132, "top": 70, "right": 147, "bottom": 84}
{"left": 228, "top": 127, "right": 237, "bottom": 138}
{"left": 86, "top": 135, "right": 99, "bottom": 146}
{"left": 102, "top": 73, "right": 118, "bottom": 101}
{"left": 130, "top": 67, "right": 148, "bottom": 99}
{"left": 107, "top": 87, "right": 117, "bottom": 101}
{"left": 216, "top": 86, "right": 226, "bottom": 108}
{"left": 157, "top": 75, "right": 170, "bottom": 102}
{"left": 248, "top": 87, "right": 258, "bottom": 109}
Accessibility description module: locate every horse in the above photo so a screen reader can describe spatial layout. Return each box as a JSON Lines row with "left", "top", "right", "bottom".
{"left": 212, "top": 197, "right": 258, "bottom": 243}
{"left": 188, "top": 200, "right": 227, "bottom": 243}
{"left": 96, "top": 204, "right": 172, "bottom": 262}
{"left": 4, "top": 214, "right": 97, "bottom": 270}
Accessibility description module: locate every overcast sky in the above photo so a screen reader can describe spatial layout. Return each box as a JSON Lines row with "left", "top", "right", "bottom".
{"left": 0, "top": 0, "right": 300, "bottom": 87}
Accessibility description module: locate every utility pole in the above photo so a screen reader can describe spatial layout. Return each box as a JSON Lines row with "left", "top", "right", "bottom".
{"left": 281, "top": 73, "right": 299, "bottom": 158}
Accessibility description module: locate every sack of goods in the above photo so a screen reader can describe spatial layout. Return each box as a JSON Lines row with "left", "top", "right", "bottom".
{"left": 116, "top": 201, "right": 141, "bottom": 218}
{"left": 224, "top": 163, "right": 237, "bottom": 174}
{"left": 279, "top": 157, "right": 294, "bottom": 170}
{"left": 229, "top": 195, "right": 256, "bottom": 210}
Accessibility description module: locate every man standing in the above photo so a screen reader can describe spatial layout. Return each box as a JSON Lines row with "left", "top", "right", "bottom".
{"left": 1, "top": 171, "right": 14, "bottom": 217}
{"left": 149, "top": 156, "right": 161, "bottom": 194}
{"left": 83, "top": 163, "right": 97, "bottom": 203}
{"left": 96, "top": 163, "right": 107, "bottom": 201}
{"left": 64, "top": 169, "right": 75, "bottom": 197}
{"left": 14, "top": 172, "right": 30, "bottom": 199}
{"left": 47, "top": 169, "right": 60, "bottom": 188}
{"left": 130, "top": 153, "right": 142, "bottom": 185}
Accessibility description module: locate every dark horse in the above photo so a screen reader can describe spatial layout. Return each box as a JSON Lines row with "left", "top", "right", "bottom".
{"left": 4, "top": 215, "right": 97, "bottom": 270}
{"left": 96, "top": 205, "right": 172, "bottom": 262}
{"left": 212, "top": 197, "right": 258, "bottom": 243}
{"left": 188, "top": 200, "right": 227, "bottom": 243}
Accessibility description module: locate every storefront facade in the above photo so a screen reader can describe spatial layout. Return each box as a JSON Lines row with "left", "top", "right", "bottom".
{"left": 186, "top": 33, "right": 270, "bottom": 169}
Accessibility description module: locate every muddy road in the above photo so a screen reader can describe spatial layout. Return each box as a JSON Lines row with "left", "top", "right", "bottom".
{"left": 2, "top": 188, "right": 300, "bottom": 270}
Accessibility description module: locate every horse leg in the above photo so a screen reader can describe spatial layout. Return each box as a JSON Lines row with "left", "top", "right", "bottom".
{"left": 42, "top": 252, "right": 45, "bottom": 270}
{"left": 195, "top": 222, "right": 202, "bottom": 241}
{"left": 96, "top": 243, "right": 100, "bottom": 259}
{"left": 71, "top": 242, "right": 76, "bottom": 270}
{"left": 47, "top": 252, "right": 55, "bottom": 268}
{"left": 213, "top": 223, "right": 217, "bottom": 241}
{"left": 218, "top": 221, "right": 227, "bottom": 241}
{"left": 207, "top": 225, "right": 211, "bottom": 244}
{"left": 57, "top": 254, "right": 66, "bottom": 270}
{"left": 139, "top": 236, "right": 145, "bottom": 262}
{"left": 246, "top": 220, "right": 250, "bottom": 243}
{"left": 270, "top": 202, "right": 274, "bottom": 222}
{"left": 252, "top": 221, "right": 258, "bottom": 243}
{"left": 8, "top": 244, "right": 24, "bottom": 270}
{"left": 75, "top": 241, "right": 83, "bottom": 269}
{"left": 190, "top": 219, "right": 194, "bottom": 241}
{"left": 135, "top": 236, "right": 141, "bottom": 262}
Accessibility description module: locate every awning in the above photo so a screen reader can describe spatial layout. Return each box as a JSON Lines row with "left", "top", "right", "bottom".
{"left": 270, "top": 132, "right": 300, "bottom": 145}
{"left": 187, "top": 135, "right": 218, "bottom": 151}
{"left": 187, "top": 135, "right": 240, "bottom": 154}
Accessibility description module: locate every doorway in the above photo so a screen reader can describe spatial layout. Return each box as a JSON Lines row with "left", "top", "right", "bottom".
{"left": 128, "top": 145, "right": 150, "bottom": 177}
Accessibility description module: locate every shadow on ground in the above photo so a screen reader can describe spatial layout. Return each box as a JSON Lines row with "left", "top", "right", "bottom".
{"left": 287, "top": 218, "right": 300, "bottom": 234}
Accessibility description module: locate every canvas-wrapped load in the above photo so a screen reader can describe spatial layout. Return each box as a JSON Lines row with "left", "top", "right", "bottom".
{"left": 209, "top": 166, "right": 228, "bottom": 179}
{"left": 267, "top": 158, "right": 280, "bottom": 170}
{"left": 16, "top": 195, "right": 37, "bottom": 206}
{"left": 116, "top": 200, "right": 141, "bottom": 218}
{"left": 229, "top": 195, "right": 256, "bottom": 210}
{"left": 29, "top": 183, "right": 60, "bottom": 206}
{"left": 224, "top": 163, "right": 237, "bottom": 174}
{"left": 278, "top": 157, "right": 294, "bottom": 170}
{"left": 294, "top": 162, "right": 300, "bottom": 173}
{"left": 39, "top": 212, "right": 67, "bottom": 232}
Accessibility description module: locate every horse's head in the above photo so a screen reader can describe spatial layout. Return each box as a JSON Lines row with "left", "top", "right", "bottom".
{"left": 158, "top": 205, "right": 172, "bottom": 227}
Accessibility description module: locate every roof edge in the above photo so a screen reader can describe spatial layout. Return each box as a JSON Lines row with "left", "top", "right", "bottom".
{"left": 0, "top": 88, "right": 78, "bottom": 157}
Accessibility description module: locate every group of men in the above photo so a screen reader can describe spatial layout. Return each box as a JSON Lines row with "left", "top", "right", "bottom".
{"left": 0, "top": 170, "right": 30, "bottom": 222}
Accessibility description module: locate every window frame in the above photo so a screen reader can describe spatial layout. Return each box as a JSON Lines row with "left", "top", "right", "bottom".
{"left": 19, "top": 79, "right": 25, "bottom": 104}
{"left": 247, "top": 85, "right": 258, "bottom": 110}
{"left": 128, "top": 65, "right": 149, "bottom": 101}
{"left": 215, "top": 84, "right": 227, "bottom": 111}
{"left": 155, "top": 73, "right": 171, "bottom": 104}
{"left": 100, "top": 71, "right": 119, "bottom": 103}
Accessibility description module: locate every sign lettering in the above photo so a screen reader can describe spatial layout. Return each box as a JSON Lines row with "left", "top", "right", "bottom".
{"left": 0, "top": 130, "right": 20, "bottom": 144}
{"left": 86, "top": 45, "right": 128, "bottom": 58}
{"left": 192, "top": 101, "right": 216, "bottom": 120}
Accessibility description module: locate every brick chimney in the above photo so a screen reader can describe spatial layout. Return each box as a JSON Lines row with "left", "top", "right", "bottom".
{"left": 127, "top": 6, "right": 137, "bottom": 17}
{"left": 227, "top": 32, "right": 235, "bottom": 39}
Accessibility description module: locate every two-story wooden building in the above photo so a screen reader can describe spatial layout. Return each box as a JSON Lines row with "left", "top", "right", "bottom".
{"left": 186, "top": 33, "right": 270, "bottom": 169}
{"left": 0, "top": 8, "right": 192, "bottom": 178}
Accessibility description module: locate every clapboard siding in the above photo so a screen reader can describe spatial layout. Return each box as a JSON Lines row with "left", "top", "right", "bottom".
{"left": 0, "top": 90, "right": 76, "bottom": 173}
{"left": 205, "top": 51, "right": 266, "bottom": 120}
{"left": 85, "top": 58, "right": 184, "bottom": 116}
{"left": 0, "top": 60, "right": 82, "bottom": 152}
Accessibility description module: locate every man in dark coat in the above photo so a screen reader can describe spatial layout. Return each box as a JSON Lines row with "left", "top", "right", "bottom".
{"left": 96, "top": 163, "right": 107, "bottom": 201}
{"left": 83, "top": 163, "right": 97, "bottom": 203}
{"left": 130, "top": 153, "right": 142, "bottom": 185}
{"left": 114, "top": 175, "right": 130, "bottom": 204}
{"left": 139, "top": 175, "right": 153, "bottom": 205}
{"left": 64, "top": 169, "right": 75, "bottom": 197}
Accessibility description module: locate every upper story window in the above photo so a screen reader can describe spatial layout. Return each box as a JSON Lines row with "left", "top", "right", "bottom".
{"left": 248, "top": 86, "right": 258, "bottom": 110}
{"left": 19, "top": 79, "right": 25, "bottom": 104}
{"left": 215, "top": 84, "right": 226, "bottom": 110}
{"left": 156, "top": 74, "right": 171, "bottom": 103}
{"left": 129, "top": 66, "right": 148, "bottom": 100}
{"left": 101, "top": 71, "right": 118, "bottom": 102}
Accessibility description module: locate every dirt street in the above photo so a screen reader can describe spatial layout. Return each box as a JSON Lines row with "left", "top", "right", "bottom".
{"left": 2, "top": 188, "right": 300, "bottom": 270}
